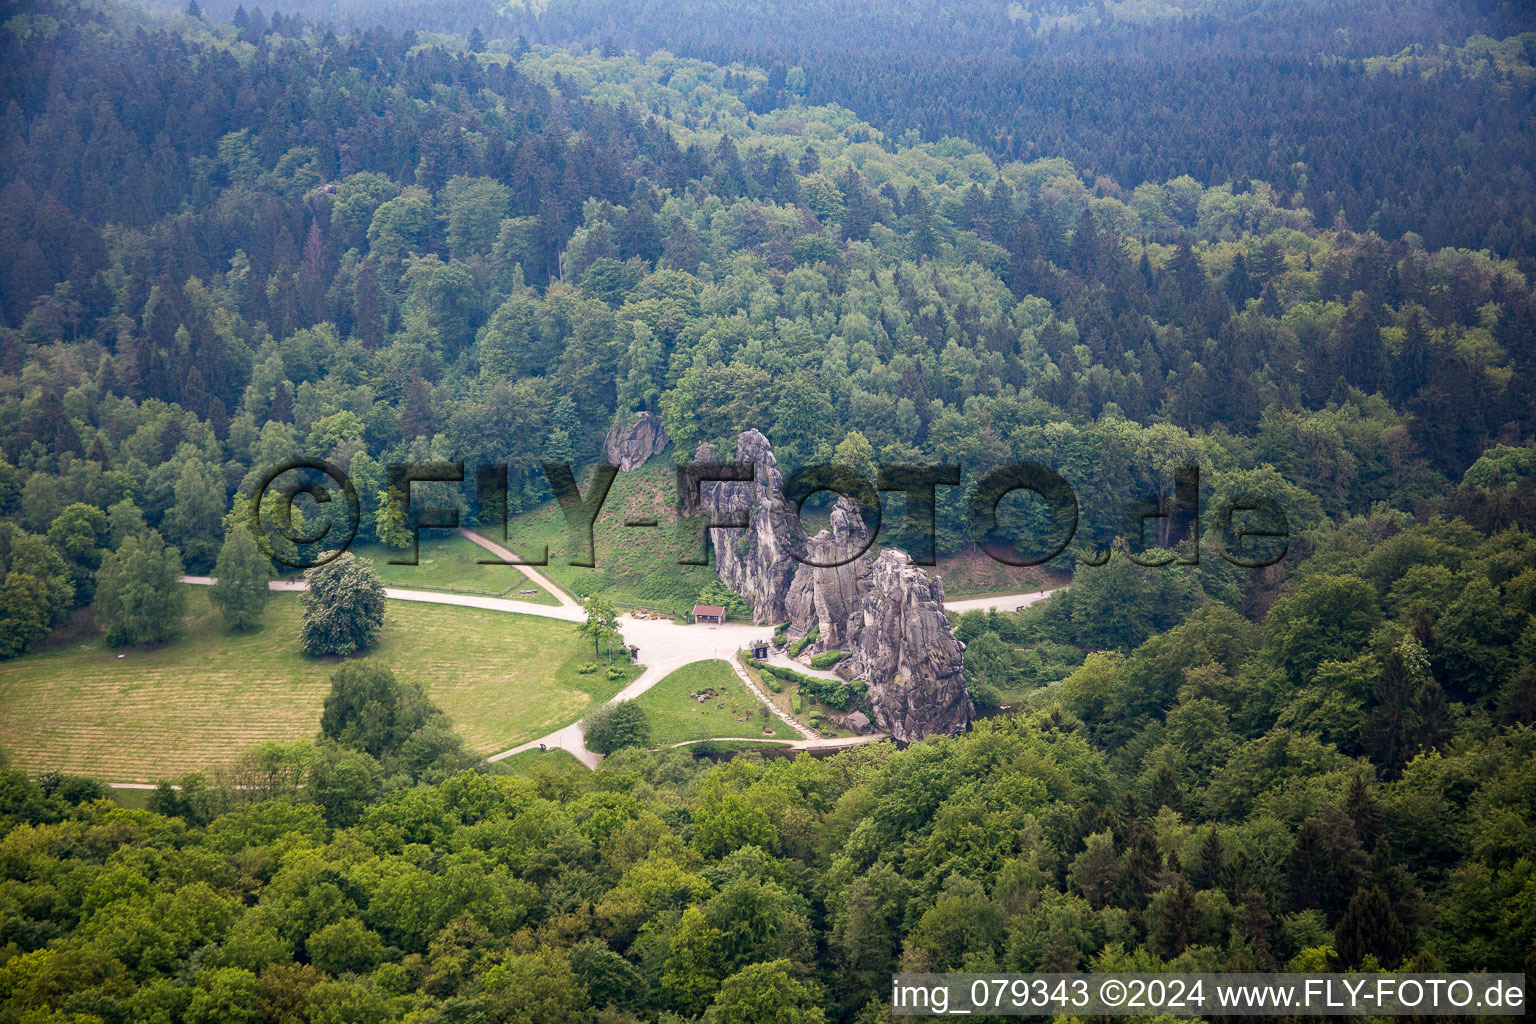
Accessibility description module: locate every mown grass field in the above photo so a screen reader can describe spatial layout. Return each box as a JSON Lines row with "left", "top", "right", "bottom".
{"left": 933, "top": 548, "right": 1066, "bottom": 599}
{"left": 0, "top": 587, "right": 636, "bottom": 782}
{"left": 346, "top": 534, "right": 559, "bottom": 604}
{"left": 633, "top": 659, "right": 777, "bottom": 745}
{"left": 490, "top": 747, "right": 586, "bottom": 774}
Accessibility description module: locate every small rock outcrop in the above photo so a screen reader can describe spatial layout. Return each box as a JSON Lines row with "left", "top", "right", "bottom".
{"left": 698, "top": 430, "right": 807, "bottom": 625}
{"left": 845, "top": 711, "right": 873, "bottom": 735}
{"left": 848, "top": 548, "right": 973, "bottom": 742}
{"left": 603, "top": 411, "right": 669, "bottom": 471}
{"left": 785, "top": 494, "right": 873, "bottom": 649}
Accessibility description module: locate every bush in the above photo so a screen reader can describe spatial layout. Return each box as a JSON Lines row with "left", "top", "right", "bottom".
{"left": 697, "top": 578, "right": 751, "bottom": 619}
{"left": 810, "top": 650, "right": 850, "bottom": 669}
{"left": 791, "top": 693, "right": 802, "bottom": 715}
{"left": 747, "top": 658, "right": 863, "bottom": 710}
{"left": 583, "top": 700, "right": 652, "bottom": 755}
{"left": 576, "top": 662, "right": 598, "bottom": 674}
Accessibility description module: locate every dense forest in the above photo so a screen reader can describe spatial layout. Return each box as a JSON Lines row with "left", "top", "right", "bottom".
{"left": 1, "top": 511, "right": 1534, "bottom": 1022}
{"left": 0, "top": 0, "right": 1534, "bottom": 1019}
{"left": 2, "top": 0, "right": 1533, "bottom": 587}
{"left": 132, "top": 0, "right": 1536, "bottom": 268}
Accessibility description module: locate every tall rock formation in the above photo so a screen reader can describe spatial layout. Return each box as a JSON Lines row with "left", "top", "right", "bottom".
{"left": 698, "top": 429, "right": 807, "bottom": 625}
{"left": 603, "top": 411, "right": 669, "bottom": 471}
{"left": 700, "top": 429, "right": 973, "bottom": 740}
{"left": 785, "top": 494, "right": 873, "bottom": 649}
{"left": 849, "top": 548, "right": 973, "bottom": 742}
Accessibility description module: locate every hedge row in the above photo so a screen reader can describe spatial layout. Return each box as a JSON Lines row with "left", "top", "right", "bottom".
{"left": 744, "top": 655, "right": 865, "bottom": 710}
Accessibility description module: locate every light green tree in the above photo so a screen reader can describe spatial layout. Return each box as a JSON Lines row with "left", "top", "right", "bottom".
{"left": 579, "top": 595, "right": 622, "bottom": 659}
{"left": 209, "top": 523, "right": 273, "bottom": 631}
{"left": 833, "top": 429, "right": 877, "bottom": 480}
{"left": 164, "top": 458, "right": 225, "bottom": 572}
{"left": 443, "top": 175, "right": 512, "bottom": 259}
{"left": 704, "top": 959, "right": 827, "bottom": 1024}
{"left": 615, "top": 320, "right": 664, "bottom": 414}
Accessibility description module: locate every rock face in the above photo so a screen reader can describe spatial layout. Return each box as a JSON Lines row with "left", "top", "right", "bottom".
{"left": 698, "top": 430, "right": 807, "bottom": 625}
{"left": 785, "top": 494, "right": 873, "bottom": 649}
{"left": 603, "top": 411, "right": 669, "bottom": 471}
{"left": 702, "top": 429, "right": 973, "bottom": 741}
{"left": 847, "top": 548, "right": 973, "bottom": 742}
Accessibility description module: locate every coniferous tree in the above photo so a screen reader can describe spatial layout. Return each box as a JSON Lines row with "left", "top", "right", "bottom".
{"left": 1335, "top": 886, "right": 1411, "bottom": 968}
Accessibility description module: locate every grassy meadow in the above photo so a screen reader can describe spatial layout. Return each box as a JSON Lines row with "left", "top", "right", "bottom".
{"left": 346, "top": 534, "right": 560, "bottom": 604}
{"left": 0, "top": 587, "right": 637, "bottom": 782}
{"left": 489, "top": 458, "right": 718, "bottom": 615}
{"left": 633, "top": 659, "right": 778, "bottom": 745}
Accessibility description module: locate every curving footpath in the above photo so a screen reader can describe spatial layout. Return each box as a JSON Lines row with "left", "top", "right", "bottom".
{"left": 182, "top": 556, "right": 1064, "bottom": 771}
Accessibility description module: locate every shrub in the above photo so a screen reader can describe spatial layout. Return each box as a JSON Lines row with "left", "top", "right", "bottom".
{"left": 787, "top": 625, "right": 820, "bottom": 658}
{"left": 583, "top": 700, "right": 652, "bottom": 754}
{"left": 810, "top": 650, "right": 850, "bottom": 669}
{"left": 791, "top": 693, "right": 802, "bottom": 715}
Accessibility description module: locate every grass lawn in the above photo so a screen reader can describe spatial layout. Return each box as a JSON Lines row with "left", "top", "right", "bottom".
{"left": 933, "top": 548, "right": 1065, "bottom": 599}
{"left": 490, "top": 458, "right": 719, "bottom": 616}
{"left": 0, "top": 587, "right": 638, "bottom": 783}
{"left": 344, "top": 534, "right": 559, "bottom": 605}
{"left": 491, "top": 747, "right": 586, "bottom": 774}
{"left": 634, "top": 659, "right": 781, "bottom": 745}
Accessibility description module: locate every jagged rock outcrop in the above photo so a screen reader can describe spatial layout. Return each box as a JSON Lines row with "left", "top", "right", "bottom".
{"left": 679, "top": 443, "right": 718, "bottom": 516}
{"left": 603, "top": 411, "right": 669, "bottom": 471}
{"left": 702, "top": 430, "right": 973, "bottom": 741}
{"left": 698, "top": 430, "right": 807, "bottom": 625}
{"left": 785, "top": 494, "right": 873, "bottom": 649}
{"left": 848, "top": 548, "right": 973, "bottom": 742}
